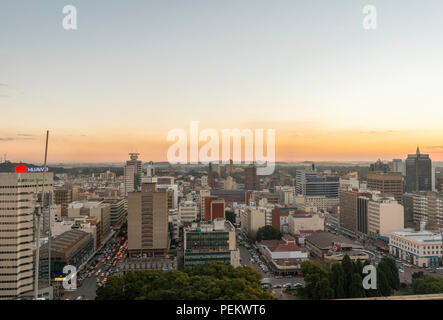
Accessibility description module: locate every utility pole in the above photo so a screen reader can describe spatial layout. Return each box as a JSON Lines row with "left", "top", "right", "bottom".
{"left": 34, "top": 130, "right": 49, "bottom": 300}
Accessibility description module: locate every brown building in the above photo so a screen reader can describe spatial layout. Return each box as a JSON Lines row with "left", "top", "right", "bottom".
{"left": 127, "top": 183, "right": 169, "bottom": 257}
{"left": 54, "top": 188, "right": 72, "bottom": 217}
{"left": 339, "top": 189, "right": 371, "bottom": 236}
{"left": 245, "top": 165, "right": 260, "bottom": 190}
{"left": 367, "top": 172, "right": 404, "bottom": 205}
{"left": 204, "top": 197, "right": 225, "bottom": 221}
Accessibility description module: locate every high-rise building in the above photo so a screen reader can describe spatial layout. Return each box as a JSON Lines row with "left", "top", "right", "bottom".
{"left": 124, "top": 153, "right": 142, "bottom": 196}
{"left": 339, "top": 189, "right": 371, "bottom": 236}
{"left": 367, "top": 196, "right": 404, "bottom": 238}
{"left": 245, "top": 164, "right": 260, "bottom": 191}
{"left": 0, "top": 172, "right": 54, "bottom": 300}
{"left": 369, "top": 159, "right": 390, "bottom": 173}
{"left": 392, "top": 159, "right": 405, "bottom": 176}
{"left": 208, "top": 163, "right": 219, "bottom": 189}
{"left": 225, "top": 159, "right": 234, "bottom": 177}
{"left": 405, "top": 147, "right": 432, "bottom": 193}
{"left": 296, "top": 170, "right": 339, "bottom": 198}
{"left": 102, "top": 198, "right": 127, "bottom": 229}
{"left": 367, "top": 172, "right": 404, "bottom": 205}
{"left": 54, "top": 188, "right": 72, "bottom": 217}
{"left": 127, "top": 183, "right": 169, "bottom": 257}
{"left": 412, "top": 191, "right": 443, "bottom": 227}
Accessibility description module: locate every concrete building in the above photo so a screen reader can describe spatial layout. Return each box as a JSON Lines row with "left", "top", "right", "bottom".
{"left": 392, "top": 159, "right": 405, "bottom": 176}
{"left": 296, "top": 169, "right": 339, "bottom": 198}
{"left": 390, "top": 231, "right": 442, "bottom": 267}
{"left": 0, "top": 172, "right": 54, "bottom": 300}
{"left": 67, "top": 201, "right": 111, "bottom": 245}
{"left": 412, "top": 191, "right": 443, "bottom": 227}
{"left": 183, "top": 219, "right": 240, "bottom": 267}
{"left": 245, "top": 164, "right": 260, "bottom": 191}
{"left": 339, "top": 189, "right": 372, "bottom": 237}
{"left": 339, "top": 172, "right": 359, "bottom": 190}
{"left": 102, "top": 198, "right": 127, "bottom": 229}
{"left": 127, "top": 183, "right": 169, "bottom": 257}
{"left": 240, "top": 207, "right": 266, "bottom": 236}
{"left": 288, "top": 212, "right": 325, "bottom": 235}
{"left": 179, "top": 201, "right": 198, "bottom": 223}
{"left": 124, "top": 153, "right": 142, "bottom": 196}
{"left": 367, "top": 196, "right": 404, "bottom": 239}
{"left": 367, "top": 172, "right": 404, "bottom": 205}
{"left": 54, "top": 188, "right": 72, "bottom": 217}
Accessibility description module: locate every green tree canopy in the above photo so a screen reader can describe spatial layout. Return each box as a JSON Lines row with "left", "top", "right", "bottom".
{"left": 96, "top": 261, "right": 274, "bottom": 300}
{"left": 255, "top": 225, "right": 282, "bottom": 242}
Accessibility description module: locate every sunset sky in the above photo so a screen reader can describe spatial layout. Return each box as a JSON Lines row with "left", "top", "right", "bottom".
{"left": 2, "top": 0, "right": 443, "bottom": 164}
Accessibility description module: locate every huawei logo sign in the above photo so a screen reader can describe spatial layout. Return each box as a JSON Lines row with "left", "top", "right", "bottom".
{"left": 15, "top": 164, "right": 27, "bottom": 173}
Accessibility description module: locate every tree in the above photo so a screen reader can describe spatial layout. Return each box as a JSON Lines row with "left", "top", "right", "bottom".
{"left": 349, "top": 273, "right": 365, "bottom": 298}
{"left": 377, "top": 257, "right": 400, "bottom": 291}
{"left": 95, "top": 262, "right": 274, "bottom": 300}
{"left": 255, "top": 225, "right": 282, "bottom": 242}
{"left": 312, "top": 277, "right": 334, "bottom": 300}
{"left": 329, "top": 263, "right": 346, "bottom": 299}
{"left": 376, "top": 268, "right": 392, "bottom": 296}
{"left": 412, "top": 275, "right": 443, "bottom": 294}
{"left": 225, "top": 211, "right": 236, "bottom": 225}
{"left": 341, "top": 254, "right": 353, "bottom": 295}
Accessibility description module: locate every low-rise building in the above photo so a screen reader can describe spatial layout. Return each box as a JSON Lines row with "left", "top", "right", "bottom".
{"left": 389, "top": 231, "right": 443, "bottom": 267}
{"left": 288, "top": 212, "right": 325, "bottom": 235}
{"left": 183, "top": 219, "right": 240, "bottom": 267}
{"left": 305, "top": 232, "right": 363, "bottom": 260}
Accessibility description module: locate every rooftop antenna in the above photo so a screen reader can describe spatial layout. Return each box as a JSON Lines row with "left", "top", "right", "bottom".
{"left": 34, "top": 130, "right": 49, "bottom": 300}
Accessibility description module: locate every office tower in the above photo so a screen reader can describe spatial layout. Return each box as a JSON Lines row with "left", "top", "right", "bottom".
{"left": 127, "top": 183, "right": 169, "bottom": 257}
{"left": 392, "top": 159, "right": 405, "bottom": 176}
{"left": 339, "top": 189, "right": 371, "bottom": 236}
{"left": 296, "top": 169, "right": 339, "bottom": 198}
{"left": 245, "top": 164, "right": 260, "bottom": 191}
{"left": 405, "top": 147, "right": 432, "bottom": 193}
{"left": 54, "top": 188, "right": 72, "bottom": 217}
{"left": 225, "top": 159, "right": 234, "bottom": 178}
{"left": 412, "top": 191, "right": 443, "bottom": 227}
{"left": 357, "top": 196, "right": 369, "bottom": 235}
{"left": 102, "top": 198, "right": 127, "bottom": 229}
{"left": 367, "top": 172, "right": 404, "bottom": 205}
{"left": 145, "top": 161, "right": 155, "bottom": 177}
{"left": 367, "top": 196, "right": 404, "bottom": 238}
{"left": 436, "top": 177, "right": 443, "bottom": 193}
{"left": 240, "top": 207, "right": 266, "bottom": 236}
{"left": 369, "top": 159, "right": 390, "bottom": 173}
{"left": 403, "top": 193, "right": 415, "bottom": 228}
{"left": 0, "top": 171, "right": 53, "bottom": 300}
{"left": 208, "top": 163, "right": 219, "bottom": 189}
{"left": 124, "top": 153, "right": 142, "bottom": 196}
{"left": 184, "top": 219, "right": 240, "bottom": 267}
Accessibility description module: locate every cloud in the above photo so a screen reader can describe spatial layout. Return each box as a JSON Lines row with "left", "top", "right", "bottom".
{"left": 0, "top": 83, "right": 7, "bottom": 86}
{"left": 0, "top": 95, "right": 9, "bottom": 98}
{"left": 17, "top": 133, "right": 35, "bottom": 137}
{"left": 0, "top": 137, "right": 14, "bottom": 141}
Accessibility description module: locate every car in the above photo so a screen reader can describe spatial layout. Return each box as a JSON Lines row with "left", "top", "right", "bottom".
{"left": 272, "top": 284, "right": 282, "bottom": 289}
{"left": 399, "top": 269, "right": 404, "bottom": 273}
{"left": 292, "top": 283, "right": 303, "bottom": 288}
{"left": 283, "top": 283, "right": 292, "bottom": 288}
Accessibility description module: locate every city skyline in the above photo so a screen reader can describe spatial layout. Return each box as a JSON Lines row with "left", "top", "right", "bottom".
{"left": 2, "top": 1, "right": 443, "bottom": 162}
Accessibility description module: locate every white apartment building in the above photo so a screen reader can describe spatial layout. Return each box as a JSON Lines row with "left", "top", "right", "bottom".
{"left": 390, "top": 231, "right": 442, "bottom": 267}
{"left": 367, "top": 196, "right": 404, "bottom": 239}
{"left": 0, "top": 172, "right": 53, "bottom": 300}
{"left": 240, "top": 207, "right": 266, "bottom": 236}
{"left": 339, "top": 172, "right": 359, "bottom": 190}
{"left": 178, "top": 201, "right": 198, "bottom": 223}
